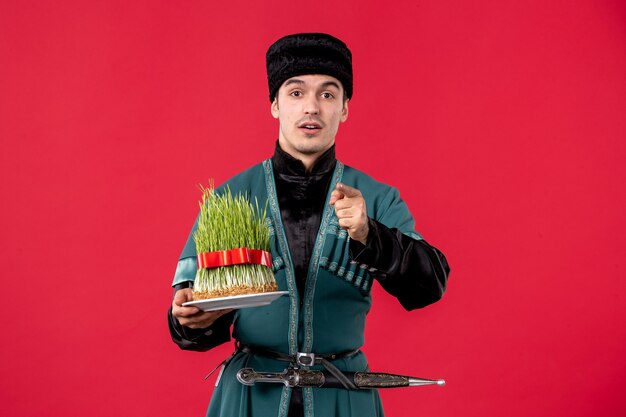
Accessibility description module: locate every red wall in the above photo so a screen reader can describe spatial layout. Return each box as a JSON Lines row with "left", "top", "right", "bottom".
{"left": 1, "top": 1, "right": 625, "bottom": 416}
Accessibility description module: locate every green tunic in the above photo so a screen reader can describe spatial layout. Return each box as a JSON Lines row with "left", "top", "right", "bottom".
{"left": 173, "top": 159, "right": 422, "bottom": 417}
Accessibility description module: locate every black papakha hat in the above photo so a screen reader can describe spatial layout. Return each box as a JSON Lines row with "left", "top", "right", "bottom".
{"left": 266, "top": 33, "right": 353, "bottom": 102}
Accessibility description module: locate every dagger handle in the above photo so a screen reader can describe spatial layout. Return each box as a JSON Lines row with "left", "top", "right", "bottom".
{"left": 237, "top": 368, "right": 325, "bottom": 387}
{"left": 294, "top": 369, "right": 325, "bottom": 388}
{"left": 237, "top": 368, "right": 291, "bottom": 386}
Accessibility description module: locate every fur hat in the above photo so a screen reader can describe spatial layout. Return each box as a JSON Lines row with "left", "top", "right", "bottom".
{"left": 266, "top": 33, "right": 353, "bottom": 102}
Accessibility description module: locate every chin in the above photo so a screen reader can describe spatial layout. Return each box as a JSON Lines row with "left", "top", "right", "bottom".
{"left": 295, "top": 143, "right": 329, "bottom": 155}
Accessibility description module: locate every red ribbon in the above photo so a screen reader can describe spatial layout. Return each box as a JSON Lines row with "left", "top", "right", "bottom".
{"left": 197, "top": 248, "right": 273, "bottom": 269}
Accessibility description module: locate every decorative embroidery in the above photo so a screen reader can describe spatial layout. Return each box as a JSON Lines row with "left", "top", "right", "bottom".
{"left": 314, "top": 203, "right": 375, "bottom": 294}
{"left": 272, "top": 256, "right": 285, "bottom": 272}
{"left": 263, "top": 160, "right": 298, "bottom": 356}
{"left": 304, "top": 387, "right": 314, "bottom": 417}
{"left": 266, "top": 216, "right": 276, "bottom": 237}
{"left": 278, "top": 387, "right": 291, "bottom": 417}
{"left": 265, "top": 217, "right": 286, "bottom": 273}
{"left": 264, "top": 159, "right": 299, "bottom": 417}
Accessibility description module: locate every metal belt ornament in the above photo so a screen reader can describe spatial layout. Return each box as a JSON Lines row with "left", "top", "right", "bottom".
{"left": 197, "top": 248, "right": 273, "bottom": 269}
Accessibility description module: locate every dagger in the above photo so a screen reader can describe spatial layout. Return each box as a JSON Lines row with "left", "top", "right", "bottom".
{"left": 236, "top": 368, "right": 445, "bottom": 389}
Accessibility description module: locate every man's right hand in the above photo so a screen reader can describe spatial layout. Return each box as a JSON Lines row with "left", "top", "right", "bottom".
{"left": 171, "top": 288, "right": 232, "bottom": 329}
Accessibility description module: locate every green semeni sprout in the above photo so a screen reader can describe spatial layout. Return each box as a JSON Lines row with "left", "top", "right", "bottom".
{"left": 192, "top": 183, "right": 277, "bottom": 300}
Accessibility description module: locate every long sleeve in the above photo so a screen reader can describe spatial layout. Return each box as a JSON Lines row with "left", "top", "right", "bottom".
{"left": 168, "top": 307, "right": 234, "bottom": 351}
{"left": 350, "top": 218, "right": 450, "bottom": 311}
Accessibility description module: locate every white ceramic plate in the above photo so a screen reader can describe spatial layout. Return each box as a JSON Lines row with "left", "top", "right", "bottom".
{"left": 182, "top": 291, "right": 289, "bottom": 312}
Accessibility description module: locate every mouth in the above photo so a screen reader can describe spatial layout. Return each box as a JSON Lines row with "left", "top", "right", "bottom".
{"left": 298, "top": 121, "right": 323, "bottom": 134}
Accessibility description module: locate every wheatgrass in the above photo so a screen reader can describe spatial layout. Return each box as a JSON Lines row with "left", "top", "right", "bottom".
{"left": 193, "top": 184, "right": 277, "bottom": 300}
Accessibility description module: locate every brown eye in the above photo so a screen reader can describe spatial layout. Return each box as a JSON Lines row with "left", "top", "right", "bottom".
{"left": 291, "top": 91, "right": 302, "bottom": 97}
{"left": 321, "top": 92, "right": 334, "bottom": 99}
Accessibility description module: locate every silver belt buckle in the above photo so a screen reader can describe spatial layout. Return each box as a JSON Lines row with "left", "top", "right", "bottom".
{"left": 296, "top": 352, "right": 316, "bottom": 367}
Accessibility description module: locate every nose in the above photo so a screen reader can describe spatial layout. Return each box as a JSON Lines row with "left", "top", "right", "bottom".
{"left": 303, "top": 95, "right": 320, "bottom": 115}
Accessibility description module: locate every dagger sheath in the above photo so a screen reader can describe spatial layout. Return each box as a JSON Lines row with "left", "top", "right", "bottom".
{"left": 237, "top": 368, "right": 445, "bottom": 389}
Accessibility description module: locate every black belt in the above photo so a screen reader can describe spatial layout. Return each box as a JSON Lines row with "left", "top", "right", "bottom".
{"left": 238, "top": 342, "right": 360, "bottom": 390}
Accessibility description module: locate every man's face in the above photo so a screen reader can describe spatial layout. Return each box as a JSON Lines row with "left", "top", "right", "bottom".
{"left": 271, "top": 74, "right": 349, "bottom": 162}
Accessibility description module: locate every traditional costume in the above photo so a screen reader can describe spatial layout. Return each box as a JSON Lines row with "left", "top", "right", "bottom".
{"left": 168, "top": 33, "right": 450, "bottom": 417}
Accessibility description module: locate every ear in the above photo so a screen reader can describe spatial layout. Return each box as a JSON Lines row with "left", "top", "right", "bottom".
{"left": 340, "top": 99, "right": 349, "bottom": 122}
{"left": 271, "top": 97, "right": 279, "bottom": 119}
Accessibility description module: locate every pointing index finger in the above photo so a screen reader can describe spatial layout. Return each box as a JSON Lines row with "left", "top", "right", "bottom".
{"left": 336, "top": 182, "right": 361, "bottom": 197}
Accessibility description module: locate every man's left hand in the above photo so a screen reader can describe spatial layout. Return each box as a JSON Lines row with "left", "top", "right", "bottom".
{"left": 329, "top": 182, "right": 369, "bottom": 244}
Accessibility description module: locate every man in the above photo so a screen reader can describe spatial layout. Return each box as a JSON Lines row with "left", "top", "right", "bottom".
{"left": 168, "top": 33, "right": 450, "bottom": 417}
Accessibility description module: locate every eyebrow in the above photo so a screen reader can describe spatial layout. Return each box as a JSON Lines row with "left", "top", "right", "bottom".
{"left": 284, "top": 79, "right": 305, "bottom": 87}
{"left": 320, "top": 81, "right": 341, "bottom": 91}
{"left": 284, "top": 78, "right": 341, "bottom": 91}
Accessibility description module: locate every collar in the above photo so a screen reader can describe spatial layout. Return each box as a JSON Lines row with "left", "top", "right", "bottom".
{"left": 272, "top": 141, "right": 337, "bottom": 177}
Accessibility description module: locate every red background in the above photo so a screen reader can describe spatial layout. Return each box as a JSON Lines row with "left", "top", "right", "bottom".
{"left": 1, "top": 1, "right": 625, "bottom": 416}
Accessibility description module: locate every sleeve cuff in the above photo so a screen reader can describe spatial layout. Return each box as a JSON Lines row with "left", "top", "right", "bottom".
{"left": 349, "top": 217, "right": 380, "bottom": 267}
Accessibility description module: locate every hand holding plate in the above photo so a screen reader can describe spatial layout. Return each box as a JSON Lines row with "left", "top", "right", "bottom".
{"left": 172, "top": 288, "right": 232, "bottom": 329}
